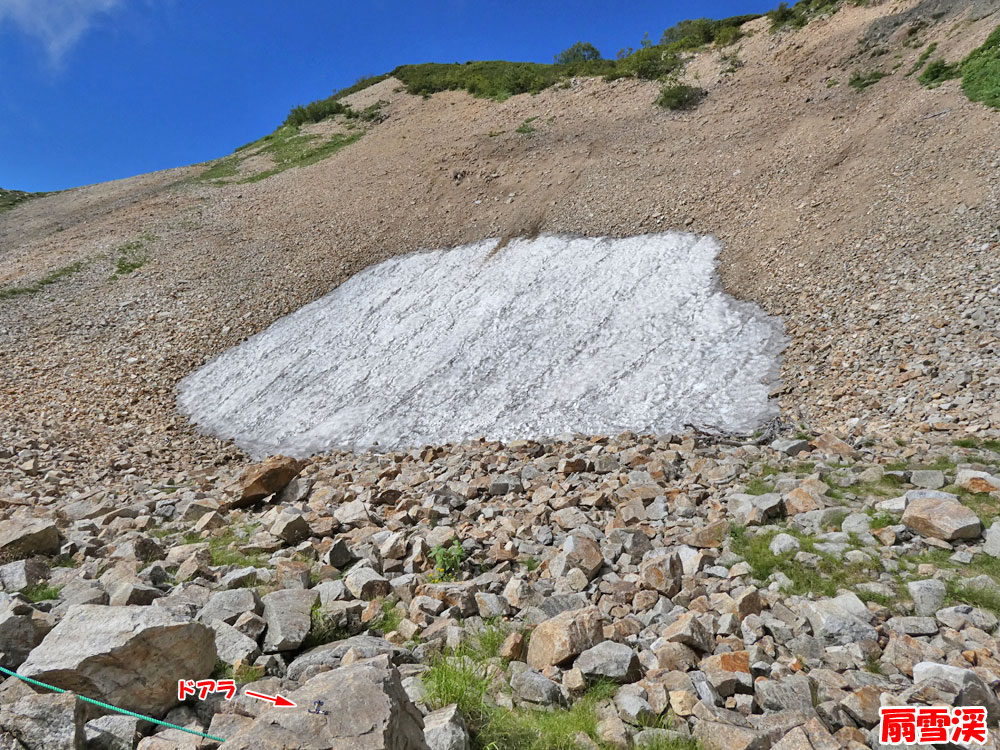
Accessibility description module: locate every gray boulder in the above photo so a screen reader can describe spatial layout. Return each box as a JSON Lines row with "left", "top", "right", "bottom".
{"left": 422, "top": 704, "right": 469, "bottom": 750}
{"left": 0, "top": 691, "right": 85, "bottom": 750}
{"left": 222, "top": 656, "right": 429, "bottom": 749}
{"left": 511, "top": 669, "right": 562, "bottom": 705}
{"left": 913, "top": 662, "right": 1000, "bottom": 722}
{"left": 907, "top": 579, "right": 946, "bottom": 617}
{"left": 261, "top": 588, "right": 318, "bottom": 652}
{"left": 0, "top": 519, "right": 59, "bottom": 560}
{"left": 575, "top": 641, "right": 641, "bottom": 683}
{"left": 18, "top": 604, "right": 215, "bottom": 717}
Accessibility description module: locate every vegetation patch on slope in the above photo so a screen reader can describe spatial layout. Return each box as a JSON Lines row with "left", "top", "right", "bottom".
{"left": 199, "top": 126, "right": 364, "bottom": 185}
{"left": 0, "top": 187, "right": 50, "bottom": 213}
{"left": 916, "top": 24, "right": 1000, "bottom": 108}
{"left": 0, "top": 260, "right": 87, "bottom": 300}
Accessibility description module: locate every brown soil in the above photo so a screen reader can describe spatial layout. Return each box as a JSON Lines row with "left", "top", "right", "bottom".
{"left": 1, "top": 1, "right": 998, "bottom": 498}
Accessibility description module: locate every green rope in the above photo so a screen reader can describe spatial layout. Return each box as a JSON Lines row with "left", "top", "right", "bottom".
{"left": 0, "top": 665, "right": 226, "bottom": 743}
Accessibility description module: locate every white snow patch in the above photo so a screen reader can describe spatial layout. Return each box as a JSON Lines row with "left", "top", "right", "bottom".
{"left": 178, "top": 233, "right": 785, "bottom": 457}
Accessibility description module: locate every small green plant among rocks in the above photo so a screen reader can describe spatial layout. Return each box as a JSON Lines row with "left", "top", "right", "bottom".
{"left": 430, "top": 539, "right": 465, "bottom": 581}
{"left": 110, "top": 232, "right": 156, "bottom": 279}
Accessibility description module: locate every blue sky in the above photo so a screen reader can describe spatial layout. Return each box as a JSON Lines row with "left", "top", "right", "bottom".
{"left": 0, "top": 1, "right": 773, "bottom": 192}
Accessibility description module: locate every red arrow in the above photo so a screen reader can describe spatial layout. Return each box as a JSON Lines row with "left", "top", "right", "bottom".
{"left": 244, "top": 690, "right": 296, "bottom": 708}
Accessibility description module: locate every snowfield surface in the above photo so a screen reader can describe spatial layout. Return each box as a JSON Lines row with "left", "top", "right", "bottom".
{"left": 178, "top": 234, "right": 785, "bottom": 457}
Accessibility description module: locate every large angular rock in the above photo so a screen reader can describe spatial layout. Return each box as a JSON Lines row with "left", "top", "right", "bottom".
{"left": 681, "top": 520, "right": 729, "bottom": 549}
{"left": 344, "top": 567, "right": 391, "bottom": 600}
{"left": 422, "top": 704, "right": 469, "bottom": 750}
{"left": 212, "top": 620, "right": 261, "bottom": 665}
{"left": 0, "top": 558, "right": 49, "bottom": 592}
{"left": 261, "top": 588, "right": 319, "bottom": 652}
{"left": 810, "top": 433, "right": 856, "bottom": 457}
{"left": 956, "top": 469, "right": 1000, "bottom": 494}
{"left": 197, "top": 588, "right": 263, "bottom": 626}
{"left": 662, "top": 612, "right": 714, "bottom": 653}
{"left": 639, "top": 552, "right": 682, "bottom": 597}
{"left": 511, "top": 669, "right": 562, "bottom": 705}
{"left": 230, "top": 456, "right": 305, "bottom": 509}
{"left": 913, "top": 662, "right": 1000, "bottom": 722}
{"left": 901, "top": 494, "right": 981, "bottom": 541}
{"left": 0, "top": 692, "right": 85, "bottom": 750}
{"left": 222, "top": 656, "right": 429, "bottom": 750}
{"left": 0, "top": 519, "right": 59, "bottom": 560}
{"left": 526, "top": 607, "right": 604, "bottom": 669}
{"left": 287, "top": 635, "right": 408, "bottom": 681}
{"left": 560, "top": 535, "right": 604, "bottom": 580}
{"left": 985, "top": 523, "right": 1000, "bottom": 558}
{"left": 907, "top": 579, "right": 946, "bottom": 617}
{"left": 693, "top": 721, "right": 769, "bottom": 750}
{"left": 575, "top": 641, "right": 641, "bottom": 683}
{"left": 754, "top": 673, "right": 814, "bottom": 714}
{"left": 800, "top": 597, "right": 876, "bottom": 647}
{"left": 18, "top": 604, "right": 215, "bottom": 717}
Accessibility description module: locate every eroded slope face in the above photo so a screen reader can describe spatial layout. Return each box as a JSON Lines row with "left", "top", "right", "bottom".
{"left": 178, "top": 234, "right": 785, "bottom": 456}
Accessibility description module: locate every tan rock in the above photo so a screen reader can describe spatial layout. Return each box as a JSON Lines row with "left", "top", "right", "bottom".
{"left": 902, "top": 495, "right": 981, "bottom": 540}
{"left": 230, "top": 456, "right": 306, "bottom": 509}
{"left": 526, "top": 607, "right": 604, "bottom": 669}
{"left": 784, "top": 487, "right": 822, "bottom": 516}
{"left": 680, "top": 520, "right": 729, "bottom": 548}
{"left": 639, "top": 551, "right": 682, "bottom": 596}
{"left": 811, "top": 433, "right": 856, "bottom": 457}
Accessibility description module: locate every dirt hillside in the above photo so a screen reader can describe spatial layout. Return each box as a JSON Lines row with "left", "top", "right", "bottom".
{"left": 1, "top": 0, "right": 999, "bottom": 496}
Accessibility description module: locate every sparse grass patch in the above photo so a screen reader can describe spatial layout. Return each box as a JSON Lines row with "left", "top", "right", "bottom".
{"left": 423, "top": 638, "right": 629, "bottom": 750}
{"left": 729, "top": 524, "right": 873, "bottom": 598}
{"left": 50, "top": 554, "right": 79, "bottom": 568}
{"left": 374, "top": 599, "right": 405, "bottom": 634}
{"left": 302, "top": 602, "right": 353, "bottom": 649}
{"left": 0, "top": 260, "right": 87, "bottom": 300}
{"left": 857, "top": 590, "right": 894, "bottom": 609}
{"left": 656, "top": 84, "right": 706, "bottom": 110}
{"left": 515, "top": 117, "right": 538, "bottom": 134}
{"left": 110, "top": 233, "right": 155, "bottom": 279}
{"left": 205, "top": 529, "right": 266, "bottom": 568}
{"left": 918, "top": 58, "right": 961, "bottom": 88}
{"left": 849, "top": 70, "right": 888, "bottom": 91}
{"left": 240, "top": 128, "right": 363, "bottom": 184}
{"left": 947, "top": 578, "right": 1000, "bottom": 617}
{"left": 868, "top": 511, "right": 898, "bottom": 530}
{"left": 906, "top": 42, "right": 938, "bottom": 76}
{"left": 23, "top": 583, "right": 62, "bottom": 602}
{"left": 745, "top": 477, "right": 775, "bottom": 495}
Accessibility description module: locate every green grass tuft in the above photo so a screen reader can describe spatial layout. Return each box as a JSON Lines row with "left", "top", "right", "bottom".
{"left": 849, "top": 70, "right": 888, "bottom": 91}
{"left": 918, "top": 59, "right": 961, "bottom": 88}
{"left": 0, "top": 260, "right": 87, "bottom": 300}
{"left": 906, "top": 42, "right": 938, "bottom": 76}
{"left": 656, "top": 84, "right": 706, "bottom": 110}
{"left": 23, "top": 583, "right": 62, "bottom": 602}
{"left": 110, "top": 234, "right": 155, "bottom": 279}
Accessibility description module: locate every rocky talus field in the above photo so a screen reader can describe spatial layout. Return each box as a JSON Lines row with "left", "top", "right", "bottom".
{"left": 2, "top": 0, "right": 1000, "bottom": 748}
